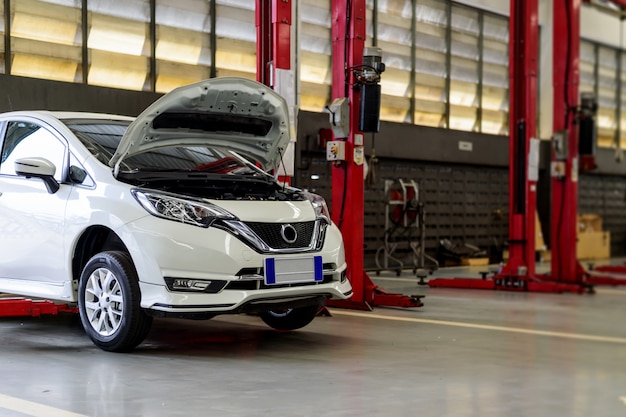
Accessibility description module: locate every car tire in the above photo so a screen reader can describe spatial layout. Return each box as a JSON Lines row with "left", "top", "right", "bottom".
{"left": 259, "top": 305, "right": 320, "bottom": 331}
{"left": 78, "top": 251, "right": 152, "bottom": 352}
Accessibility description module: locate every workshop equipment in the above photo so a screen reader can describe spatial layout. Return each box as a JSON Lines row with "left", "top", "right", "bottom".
{"left": 375, "top": 179, "right": 438, "bottom": 282}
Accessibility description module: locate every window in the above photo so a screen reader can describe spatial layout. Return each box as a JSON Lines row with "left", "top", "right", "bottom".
{"left": 414, "top": 0, "right": 448, "bottom": 128}
{"left": 215, "top": 0, "right": 256, "bottom": 80}
{"left": 0, "top": 0, "right": 511, "bottom": 136}
{"left": 597, "top": 45, "right": 618, "bottom": 147}
{"left": 449, "top": 5, "right": 480, "bottom": 131}
{"left": 0, "top": 121, "right": 66, "bottom": 181}
{"left": 155, "top": 0, "right": 212, "bottom": 92}
{"left": 65, "top": 120, "right": 129, "bottom": 164}
{"left": 9, "top": 0, "right": 82, "bottom": 83}
{"left": 378, "top": 0, "right": 413, "bottom": 123}
{"left": 480, "top": 14, "right": 508, "bottom": 135}
{"left": 300, "top": 0, "right": 332, "bottom": 112}
{"left": 88, "top": 0, "right": 150, "bottom": 90}
{"left": 581, "top": 39, "right": 626, "bottom": 149}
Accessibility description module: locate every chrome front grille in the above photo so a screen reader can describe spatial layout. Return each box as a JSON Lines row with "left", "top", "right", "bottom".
{"left": 217, "top": 219, "right": 327, "bottom": 254}
{"left": 244, "top": 221, "right": 315, "bottom": 250}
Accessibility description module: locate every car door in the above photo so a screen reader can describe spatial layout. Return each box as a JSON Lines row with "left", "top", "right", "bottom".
{"left": 0, "top": 119, "right": 71, "bottom": 286}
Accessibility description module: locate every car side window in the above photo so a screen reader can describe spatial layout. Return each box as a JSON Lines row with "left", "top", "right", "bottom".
{"left": 0, "top": 121, "right": 66, "bottom": 182}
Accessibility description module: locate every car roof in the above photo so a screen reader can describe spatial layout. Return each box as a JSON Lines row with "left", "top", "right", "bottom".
{"left": 0, "top": 110, "right": 135, "bottom": 122}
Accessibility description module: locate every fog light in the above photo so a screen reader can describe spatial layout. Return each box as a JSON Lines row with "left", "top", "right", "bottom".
{"left": 174, "top": 279, "right": 208, "bottom": 291}
{"left": 164, "top": 277, "right": 227, "bottom": 293}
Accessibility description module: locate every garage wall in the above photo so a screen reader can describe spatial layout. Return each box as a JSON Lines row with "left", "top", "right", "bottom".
{"left": 0, "top": 74, "right": 624, "bottom": 265}
{"left": 0, "top": 74, "right": 161, "bottom": 116}
{"left": 297, "top": 111, "right": 626, "bottom": 268}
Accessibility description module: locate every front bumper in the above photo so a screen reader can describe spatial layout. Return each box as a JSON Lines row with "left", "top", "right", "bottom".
{"left": 139, "top": 277, "right": 353, "bottom": 319}
{"left": 119, "top": 207, "right": 351, "bottom": 316}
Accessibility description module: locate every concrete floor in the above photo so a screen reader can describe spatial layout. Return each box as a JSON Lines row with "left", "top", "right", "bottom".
{"left": 1, "top": 264, "right": 626, "bottom": 417}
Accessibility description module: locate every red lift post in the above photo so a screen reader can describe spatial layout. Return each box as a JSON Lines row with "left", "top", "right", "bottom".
{"left": 325, "top": 0, "right": 422, "bottom": 309}
{"left": 580, "top": 1, "right": 626, "bottom": 281}
{"left": 545, "top": 0, "right": 588, "bottom": 287}
{"left": 255, "top": 0, "right": 291, "bottom": 88}
{"left": 428, "top": 0, "right": 625, "bottom": 292}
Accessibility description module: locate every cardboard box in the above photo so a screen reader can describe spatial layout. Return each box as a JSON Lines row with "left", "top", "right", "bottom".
{"left": 535, "top": 211, "right": 546, "bottom": 251}
{"left": 577, "top": 231, "right": 610, "bottom": 260}
{"left": 460, "top": 257, "right": 490, "bottom": 266}
{"left": 578, "top": 214, "right": 603, "bottom": 233}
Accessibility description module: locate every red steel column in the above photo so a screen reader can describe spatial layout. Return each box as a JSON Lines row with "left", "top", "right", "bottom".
{"left": 272, "top": 0, "right": 291, "bottom": 71}
{"left": 497, "top": 0, "right": 539, "bottom": 282}
{"left": 330, "top": 0, "right": 367, "bottom": 304}
{"left": 256, "top": 0, "right": 292, "bottom": 84}
{"left": 328, "top": 0, "right": 422, "bottom": 308}
{"left": 551, "top": 0, "right": 584, "bottom": 282}
{"left": 256, "top": 0, "right": 272, "bottom": 85}
{"left": 256, "top": 0, "right": 293, "bottom": 185}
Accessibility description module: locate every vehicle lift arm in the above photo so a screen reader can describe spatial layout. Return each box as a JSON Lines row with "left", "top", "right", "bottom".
{"left": 0, "top": 297, "right": 77, "bottom": 317}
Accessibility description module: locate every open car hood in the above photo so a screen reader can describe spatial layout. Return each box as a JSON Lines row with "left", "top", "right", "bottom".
{"left": 109, "top": 77, "right": 290, "bottom": 174}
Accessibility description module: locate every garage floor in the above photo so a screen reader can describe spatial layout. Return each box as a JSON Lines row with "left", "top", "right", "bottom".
{"left": 1, "top": 263, "right": 626, "bottom": 417}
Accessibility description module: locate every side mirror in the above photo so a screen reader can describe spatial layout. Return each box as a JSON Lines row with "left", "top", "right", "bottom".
{"left": 14, "top": 157, "right": 60, "bottom": 194}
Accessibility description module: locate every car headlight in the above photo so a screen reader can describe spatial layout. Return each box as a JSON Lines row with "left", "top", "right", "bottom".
{"left": 304, "top": 191, "right": 331, "bottom": 224}
{"left": 132, "top": 190, "right": 235, "bottom": 228}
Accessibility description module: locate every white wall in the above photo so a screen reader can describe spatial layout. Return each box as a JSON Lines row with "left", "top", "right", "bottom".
{"left": 454, "top": 0, "right": 508, "bottom": 15}
{"left": 581, "top": 5, "right": 625, "bottom": 47}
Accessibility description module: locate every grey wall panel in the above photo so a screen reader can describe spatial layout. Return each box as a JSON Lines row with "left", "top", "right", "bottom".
{"left": 578, "top": 174, "right": 626, "bottom": 256}
{"left": 297, "top": 111, "right": 510, "bottom": 167}
{"left": 297, "top": 111, "right": 626, "bottom": 267}
{"left": 0, "top": 75, "right": 161, "bottom": 116}
{"left": 296, "top": 152, "right": 510, "bottom": 269}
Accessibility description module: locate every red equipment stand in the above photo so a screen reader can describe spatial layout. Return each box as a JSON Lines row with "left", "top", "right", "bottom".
{"left": 591, "top": 265, "right": 626, "bottom": 274}
{"left": 326, "top": 0, "right": 422, "bottom": 310}
{"left": 584, "top": 261, "right": 626, "bottom": 287}
{"left": 0, "top": 298, "right": 77, "bottom": 317}
{"left": 428, "top": 0, "right": 625, "bottom": 293}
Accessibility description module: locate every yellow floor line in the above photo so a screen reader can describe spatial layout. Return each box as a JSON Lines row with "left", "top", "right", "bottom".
{"left": 0, "top": 394, "right": 88, "bottom": 417}
{"left": 329, "top": 309, "right": 626, "bottom": 344}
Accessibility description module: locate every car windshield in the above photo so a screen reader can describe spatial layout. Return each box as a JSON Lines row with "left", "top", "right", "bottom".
{"left": 64, "top": 119, "right": 265, "bottom": 176}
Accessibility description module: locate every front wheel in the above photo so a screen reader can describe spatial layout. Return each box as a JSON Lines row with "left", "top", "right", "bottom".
{"left": 78, "top": 251, "right": 152, "bottom": 352}
{"left": 259, "top": 305, "right": 320, "bottom": 331}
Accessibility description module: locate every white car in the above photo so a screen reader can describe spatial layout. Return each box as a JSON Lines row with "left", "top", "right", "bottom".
{"left": 0, "top": 78, "right": 352, "bottom": 352}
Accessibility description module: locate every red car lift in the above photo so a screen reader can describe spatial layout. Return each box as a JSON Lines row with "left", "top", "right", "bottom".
{"left": 429, "top": 0, "right": 626, "bottom": 292}
{"left": 0, "top": 298, "right": 77, "bottom": 317}
{"left": 254, "top": 0, "right": 421, "bottom": 309}
{"left": 325, "top": 0, "right": 422, "bottom": 310}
